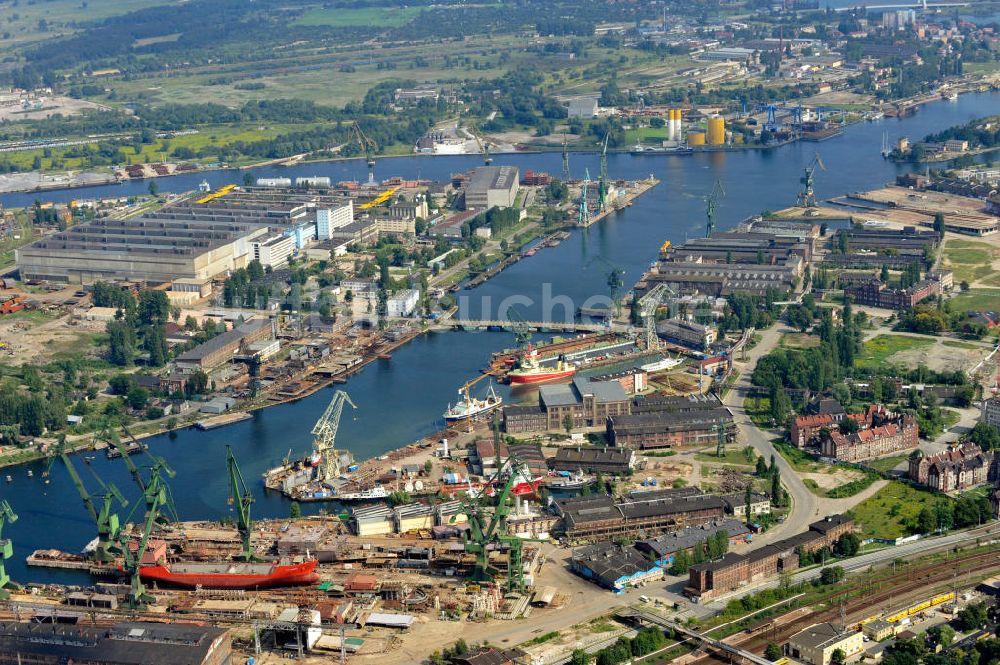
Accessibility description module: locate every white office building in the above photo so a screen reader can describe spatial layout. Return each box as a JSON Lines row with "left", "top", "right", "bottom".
{"left": 316, "top": 202, "right": 355, "bottom": 240}
{"left": 251, "top": 233, "right": 295, "bottom": 269}
{"left": 387, "top": 289, "right": 420, "bottom": 318}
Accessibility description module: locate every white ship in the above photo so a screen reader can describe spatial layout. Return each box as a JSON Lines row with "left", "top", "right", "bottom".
{"left": 338, "top": 485, "right": 389, "bottom": 502}
{"left": 444, "top": 381, "right": 502, "bottom": 422}
{"left": 641, "top": 356, "right": 683, "bottom": 373}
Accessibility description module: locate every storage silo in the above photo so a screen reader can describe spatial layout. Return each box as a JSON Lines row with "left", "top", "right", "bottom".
{"left": 707, "top": 116, "right": 726, "bottom": 145}
{"left": 687, "top": 130, "right": 706, "bottom": 146}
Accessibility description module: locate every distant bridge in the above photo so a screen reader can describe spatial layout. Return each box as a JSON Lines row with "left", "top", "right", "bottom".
{"left": 442, "top": 319, "right": 618, "bottom": 334}
{"left": 833, "top": 1, "right": 968, "bottom": 9}
{"left": 617, "top": 608, "right": 774, "bottom": 665}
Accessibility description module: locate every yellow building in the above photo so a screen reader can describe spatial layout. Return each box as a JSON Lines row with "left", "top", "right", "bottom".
{"left": 789, "top": 623, "right": 864, "bottom": 665}
{"left": 862, "top": 620, "right": 895, "bottom": 642}
{"left": 707, "top": 116, "right": 726, "bottom": 145}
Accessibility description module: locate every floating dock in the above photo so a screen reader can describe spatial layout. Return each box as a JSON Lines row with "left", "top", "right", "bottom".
{"left": 194, "top": 412, "right": 252, "bottom": 431}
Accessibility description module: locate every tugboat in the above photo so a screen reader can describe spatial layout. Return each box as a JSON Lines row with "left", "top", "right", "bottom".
{"left": 444, "top": 380, "right": 502, "bottom": 423}
{"left": 507, "top": 344, "right": 576, "bottom": 385}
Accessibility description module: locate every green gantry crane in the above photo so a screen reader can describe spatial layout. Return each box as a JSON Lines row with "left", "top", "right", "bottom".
{"left": 97, "top": 426, "right": 178, "bottom": 524}
{"left": 597, "top": 133, "right": 610, "bottom": 212}
{"left": 460, "top": 420, "right": 528, "bottom": 594}
{"left": 0, "top": 500, "right": 17, "bottom": 599}
{"left": 48, "top": 436, "right": 126, "bottom": 562}
{"left": 227, "top": 445, "right": 255, "bottom": 562}
{"left": 117, "top": 475, "right": 164, "bottom": 610}
{"left": 705, "top": 178, "right": 726, "bottom": 238}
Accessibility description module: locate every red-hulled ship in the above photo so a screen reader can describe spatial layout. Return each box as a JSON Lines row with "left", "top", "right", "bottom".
{"left": 140, "top": 558, "right": 319, "bottom": 590}
{"left": 507, "top": 345, "right": 576, "bottom": 384}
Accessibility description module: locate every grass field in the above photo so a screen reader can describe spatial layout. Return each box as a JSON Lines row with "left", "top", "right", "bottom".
{"left": 743, "top": 396, "right": 773, "bottom": 428}
{"left": 0, "top": 0, "right": 179, "bottom": 50}
{"left": 942, "top": 239, "right": 998, "bottom": 284}
{"left": 855, "top": 334, "right": 935, "bottom": 369}
{"left": 949, "top": 289, "right": 1000, "bottom": 314}
{"left": 694, "top": 448, "right": 756, "bottom": 467}
{"left": 941, "top": 339, "right": 983, "bottom": 350}
{"left": 773, "top": 440, "right": 827, "bottom": 473}
{"left": 864, "top": 454, "right": 910, "bottom": 473}
{"left": 847, "top": 481, "right": 939, "bottom": 539}
{"left": 781, "top": 333, "right": 821, "bottom": 349}
{"left": 293, "top": 6, "right": 423, "bottom": 27}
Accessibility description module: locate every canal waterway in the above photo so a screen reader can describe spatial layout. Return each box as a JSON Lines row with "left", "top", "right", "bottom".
{"left": 2, "top": 91, "right": 996, "bottom": 585}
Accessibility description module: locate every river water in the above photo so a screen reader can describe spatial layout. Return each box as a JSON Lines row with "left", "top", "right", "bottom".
{"left": 2, "top": 91, "right": 997, "bottom": 585}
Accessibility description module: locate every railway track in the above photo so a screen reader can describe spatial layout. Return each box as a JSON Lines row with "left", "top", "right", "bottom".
{"left": 685, "top": 546, "right": 1000, "bottom": 665}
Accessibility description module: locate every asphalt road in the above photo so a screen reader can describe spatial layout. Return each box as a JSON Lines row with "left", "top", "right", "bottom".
{"left": 722, "top": 324, "right": 821, "bottom": 544}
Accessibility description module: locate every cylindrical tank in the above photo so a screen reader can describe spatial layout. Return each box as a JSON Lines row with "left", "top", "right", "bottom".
{"left": 415, "top": 480, "right": 424, "bottom": 491}
{"left": 675, "top": 108, "right": 682, "bottom": 136}
{"left": 707, "top": 116, "right": 726, "bottom": 145}
{"left": 404, "top": 480, "right": 414, "bottom": 493}
{"left": 688, "top": 130, "right": 706, "bottom": 146}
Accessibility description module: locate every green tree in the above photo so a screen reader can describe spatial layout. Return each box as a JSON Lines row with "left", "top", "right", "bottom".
{"left": 570, "top": 649, "right": 590, "bottom": 665}
{"left": 563, "top": 414, "right": 574, "bottom": 434}
{"left": 755, "top": 456, "right": 769, "bottom": 477}
{"left": 831, "top": 648, "right": 846, "bottom": 665}
{"left": 290, "top": 501, "right": 301, "bottom": 519}
{"left": 126, "top": 386, "right": 149, "bottom": 410}
{"left": 148, "top": 180, "right": 159, "bottom": 197}
{"left": 917, "top": 505, "right": 937, "bottom": 534}
{"left": 765, "top": 644, "right": 783, "bottom": 661}
{"left": 927, "top": 624, "right": 955, "bottom": 648}
{"left": 106, "top": 319, "right": 137, "bottom": 366}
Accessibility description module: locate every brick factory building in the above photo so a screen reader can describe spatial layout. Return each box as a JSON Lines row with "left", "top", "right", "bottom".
{"left": 684, "top": 515, "right": 853, "bottom": 601}
{"left": 606, "top": 407, "right": 735, "bottom": 450}
{"left": 553, "top": 489, "right": 726, "bottom": 543}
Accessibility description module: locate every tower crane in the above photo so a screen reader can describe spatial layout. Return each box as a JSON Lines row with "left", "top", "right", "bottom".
{"left": 598, "top": 133, "right": 610, "bottom": 212}
{"left": 227, "top": 445, "right": 255, "bottom": 562}
{"left": 0, "top": 500, "right": 17, "bottom": 599}
{"left": 351, "top": 123, "right": 378, "bottom": 185}
{"left": 797, "top": 152, "right": 826, "bottom": 208}
{"left": 312, "top": 390, "right": 358, "bottom": 484}
{"left": 47, "top": 436, "right": 126, "bottom": 562}
{"left": 705, "top": 178, "right": 726, "bottom": 238}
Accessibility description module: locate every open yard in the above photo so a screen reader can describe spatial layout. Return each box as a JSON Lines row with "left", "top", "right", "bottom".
{"left": 950, "top": 288, "right": 1000, "bottom": 314}
{"left": 847, "top": 481, "right": 940, "bottom": 539}
{"left": 941, "top": 239, "right": 1000, "bottom": 285}
{"left": 855, "top": 334, "right": 935, "bottom": 369}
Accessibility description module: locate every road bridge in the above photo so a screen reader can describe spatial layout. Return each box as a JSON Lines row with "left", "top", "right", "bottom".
{"left": 618, "top": 608, "right": 774, "bottom": 665}
{"left": 443, "top": 319, "right": 617, "bottom": 334}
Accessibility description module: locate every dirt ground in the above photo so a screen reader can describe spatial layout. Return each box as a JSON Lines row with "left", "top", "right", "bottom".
{"left": 799, "top": 467, "right": 865, "bottom": 490}
{"left": 0, "top": 96, "right": 110, "bottom": 123}
{"left": 798, "top": 90, "right": 874, "bottom": 107}
{"left": 887, "top": 337, "right": 987, "bottom": 373}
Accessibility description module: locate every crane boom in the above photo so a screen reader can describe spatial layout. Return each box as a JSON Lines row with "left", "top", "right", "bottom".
{"left": 227, "top": 445, "right": 255, "bottom": 561}
{"left": 0, "top": 500, "right": 17, "bottom": 598}
{"left": 312, "top": 390, "right": 358, "bottom": 483}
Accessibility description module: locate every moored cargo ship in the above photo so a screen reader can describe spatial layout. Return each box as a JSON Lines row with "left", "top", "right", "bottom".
{"left": 507, "top": 345, "right": 576, "bottom": 384}
{"left": 140, "top": 558, "right": 318, "bottom": 589}
{"left": 444, "top": 382, "right": 502, "bottom": 422}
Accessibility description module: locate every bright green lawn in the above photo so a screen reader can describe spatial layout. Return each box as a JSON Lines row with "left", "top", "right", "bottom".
{"left": 855, "top": 334, "right": 935, "bottom": 369}
{"left": 848, "top": 481, "right": 939, "bottom": 539}
{"left": 863, "top": 454, "right": 910, "bottom": 473}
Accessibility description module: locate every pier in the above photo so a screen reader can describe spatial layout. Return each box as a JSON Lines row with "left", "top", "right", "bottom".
{"left": 441, "top": 318, "right": 617, "bottom": 333}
